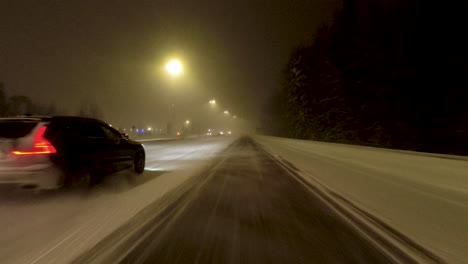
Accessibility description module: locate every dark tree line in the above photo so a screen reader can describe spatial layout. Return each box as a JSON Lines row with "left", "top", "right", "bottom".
{"left": 264, "top": 0, "right": 468, "bottom": 155}
{"left": 78, "top": 102, "right": 104, "bottom": 119}
{"left": 1, "top": 82, "right": 104, "bottom": 119}
{"left": 0, "top": 82, "right": 59, "bottom": 117}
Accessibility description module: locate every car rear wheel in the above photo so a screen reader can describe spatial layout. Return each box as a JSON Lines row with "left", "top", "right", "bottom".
{"left": 64, "top": 167, "right": 92, "bottom": 189}
{"left": 134, "top": 151, "right": 145, "bottom": 174}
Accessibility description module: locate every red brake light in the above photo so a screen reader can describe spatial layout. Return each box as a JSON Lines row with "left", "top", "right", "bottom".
{"left": 11, "top": 126, "right": 57, "bottom": 155}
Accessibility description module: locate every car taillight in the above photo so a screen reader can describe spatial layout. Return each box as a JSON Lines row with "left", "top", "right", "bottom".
{"left": 11, "top": 126, "right": 57, "bottom": 155}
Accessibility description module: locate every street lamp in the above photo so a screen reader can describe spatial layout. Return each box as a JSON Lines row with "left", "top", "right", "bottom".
{"left": 209, "top": 99, "right": 216, "bottom": 105}
{"left": 164, "top": 59, "right": 183, "bottom": 135}
{"left": 166, "top": 59, "right": 183, "bottom": 76}
{"left": 185, "top": 120, "right": 190, "bottom": 125}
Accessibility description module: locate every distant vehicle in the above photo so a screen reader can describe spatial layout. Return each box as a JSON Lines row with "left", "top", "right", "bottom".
{"left": 0, "top": 116, "right": 145, "bottom": 190}
{"left": 205, "top": 129, "right": 232, "bottom": 136}
{"left": 217, "top": 130, "right": 233, "bottom": 136}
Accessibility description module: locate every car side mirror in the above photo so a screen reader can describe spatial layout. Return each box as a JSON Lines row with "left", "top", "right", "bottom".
{"left": 122, "top": 133, "right": 129, "bottom": 140}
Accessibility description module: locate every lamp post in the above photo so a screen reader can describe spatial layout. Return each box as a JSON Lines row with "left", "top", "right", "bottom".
{"left": 165, "top": 59, "right": 183, "bottom": 135}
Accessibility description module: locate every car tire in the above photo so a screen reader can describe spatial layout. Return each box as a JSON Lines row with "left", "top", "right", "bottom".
{"left": 64, "top": 167, "right": 92, "bottom": 189}
{"left": 134, "top": 150, "right": 145, "bottom": 174}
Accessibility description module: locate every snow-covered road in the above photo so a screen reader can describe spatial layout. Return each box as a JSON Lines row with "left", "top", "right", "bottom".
{"left": 0, "top": 137, "right": 235, "bottom": 264}
{"left": 255, "top": 136, "right": 468, "bottom": 264}
{"left": 2, "top": 135, "right": 467, "bottom": 263}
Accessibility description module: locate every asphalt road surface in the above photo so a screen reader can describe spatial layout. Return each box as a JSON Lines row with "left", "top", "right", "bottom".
{"left": 76, "top": 137, "right": 391, "bottom": 263}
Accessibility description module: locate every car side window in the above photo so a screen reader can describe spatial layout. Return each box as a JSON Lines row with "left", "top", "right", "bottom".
{"left": 100, "top": 125, "right": 121, "bottom": 140}
{"left": 56, "top": 121, "right": 86, "bottom": 138}
{"left": 84, "top": 122, "right": 107, "bottom": 138}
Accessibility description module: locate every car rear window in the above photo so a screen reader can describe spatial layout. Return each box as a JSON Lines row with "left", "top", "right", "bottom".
{"left": 0, "top": 121, "right": 38, "bottom": 138}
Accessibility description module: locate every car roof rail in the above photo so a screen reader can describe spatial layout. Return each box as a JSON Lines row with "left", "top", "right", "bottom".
{"left": 0, "top": 115, "right": 52, "bottom": 121}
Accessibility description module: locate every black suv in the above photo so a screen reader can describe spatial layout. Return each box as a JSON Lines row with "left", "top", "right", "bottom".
{"left": 0, "top": 116, "right": 145, "bottom": 189}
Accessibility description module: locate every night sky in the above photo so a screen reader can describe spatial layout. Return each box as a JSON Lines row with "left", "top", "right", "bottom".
{"left": 1, "top": 0, "right": 338, "bottom": 128}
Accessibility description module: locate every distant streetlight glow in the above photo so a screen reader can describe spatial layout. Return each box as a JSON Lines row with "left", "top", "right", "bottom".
{"left": 209, "top": 99, "right": 216, "bottom": 105}
{"left": 166, "top": 59, "right": 183, "bottom": 76}
{"left": 185, "top": 120, "right": 190, "bottom": 124}
{"left": 224, "top": 110, "right": 229, "bottom": 114}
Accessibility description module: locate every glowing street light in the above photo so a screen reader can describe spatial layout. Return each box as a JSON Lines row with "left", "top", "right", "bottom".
{"left": 209, "top": 99, "right": 216, "bottom": 105}
{"left": 164, "top": 59, "right": 184, "bottom": 136}
{"left": 185, "top": 120, "right": 190, "bottom": 125}
{"left": 224, "top": 110, "right": 229, "bottom": 114}
{"left": 166, "top": 59, "right": 183, "bottom": 76}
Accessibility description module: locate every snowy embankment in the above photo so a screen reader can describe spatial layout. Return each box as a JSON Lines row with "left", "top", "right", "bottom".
{"left": 255, "top": 135, "right": 468, "bottom": 264}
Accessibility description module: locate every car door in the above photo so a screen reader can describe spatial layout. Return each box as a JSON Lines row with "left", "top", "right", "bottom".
{"left": 99, "top": 124, "right": 133, "bottom": 170}
{"left": 77, "top": 121, "right": 119, "bottom": 173}
{"left": 49, "top": 119, "right": 108, "bottom": 171}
